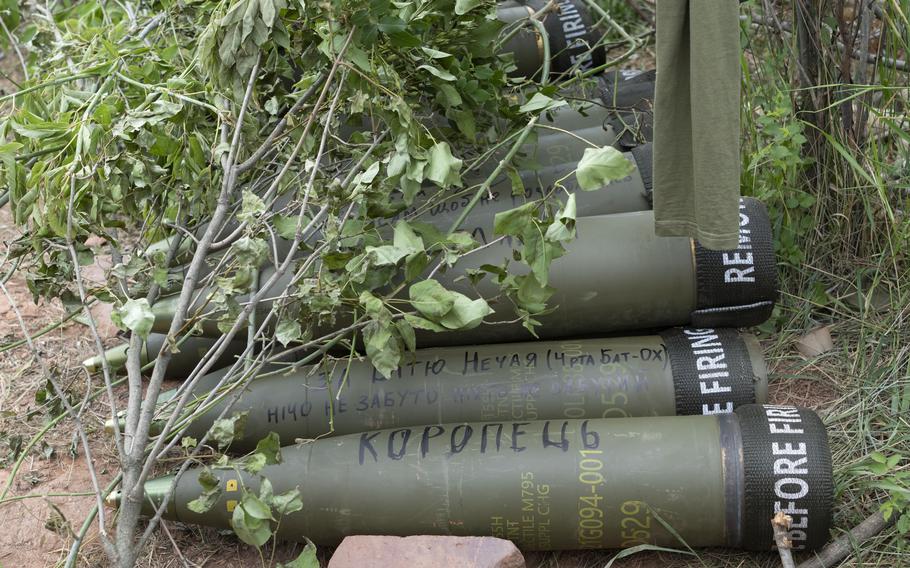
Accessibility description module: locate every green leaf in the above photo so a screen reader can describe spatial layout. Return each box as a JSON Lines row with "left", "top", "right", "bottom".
{"left": 259, "top": 477, "right": 274, "bottom": 505}
{"left": 454, "top": 0, "right": 483, "bottom": 15}
{"left": 259, "top": 0, "right": 276, "bottom": 27}
{"left": 187, "top": 469, "right": 222, "bottom": 514}
{"left": 359, "top": 161, "right": 381, "bottom": 184}
{"left": 363, "top": 320, "right": 401, "bottom": 379}
{"left": 438, "top": 84, "right": 462, "bottom": 107}
{"left": 365, "top": 220, "right": 425, "bottom": 266}
{"left": 897, "top": 513, "right": 910, "bottom": 535}
{"left": 210, "top": 412, "right": 249, "bottom": 450}
{"left": 197, "top": 468, "right": 221, "bottom": 492}
{"left": 418, "top": 64, "right": 456, "bottom": 82}
{"left": 493, "top": 201, "right": 536, "bottom": 236}
{"left": 113, "top": 299, "right": 155, "bottom": 339}
{"left": 545, "top": 194, "right": 576, "bottom": 242}
{"left": 386, "top": 30, "right": 421, "bottom": 48}
{"left": 576, "top": 146, "right": 635, "bottom": 191}
{"left": 359, "top": 291, "right": 388, "bottom": 320}
{"left": 425, "top": 142, "right": 462, "bottom": 187}
{"left": 452, "top": 109, "right": 476, "bottom": 140}
{"left": 187, "top": 491, "right": 221, "bottom": 514}
{"left": 278, "top": 541, "right": 319, "bottom": 568}
{"left": 275, "top": 318, "right": 302, "bottom": 346}
{"left": 522, "top": 226, "right": 564, "bottom": 286}
{"left": 231, "top": 494, "right": 273, "bottom": 547}
{"left": 516, "top": 274, "right": 555, "bottom": 313}
{"left": 519, "top": 92, "right": 567, "bottom": 113}
{"left": 241, "top": 492, "right": 273, "bottom": 520}
{"left": 244, "top": 452, "right": 267, "bottom": 474}
{"left": 273, "top": 214, "right": 301, "bottom": 240}
{"left": 237, "top": 235, "right": 269, "bottom": 261}
{"left": 396, "top": 318, "right": 416, "bottom": 352}
{"left": 254, "top": 432, "right": 283, "bottom": 465}
{"left": 393, "top": 221, "right": 424, "bottom": 253}
{"left": 505, "top": 165, "right": 524, "bottom": 196}
{"left": 404, "top": 251, "right": 430, "bottom": 282}
{"left": 272, "top": 488, "right": 304, "bottom": 515}
{"left": 421, "top": 47, "right": 452, "bottom": 59}
{"left": 240, "top": 189, "right": 266, "bottom": 221}
{"left": 409, "top": 279, "right": 455, "bottom": 319}
{"left": 403, "top": 314, "right": 447, "bottom": 332}
{"left": 366, "top": 244, "right": 410, "bottom": 266}
{"left": 438, "top": 293, "right": 493, "bottom": 330}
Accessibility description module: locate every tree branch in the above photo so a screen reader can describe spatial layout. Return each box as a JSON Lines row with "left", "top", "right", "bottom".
{"left": 772, "top": 511, "right": 797, "bottom": 568}
{"left": 796, "top": 510, "right": 895, "bottom": 568}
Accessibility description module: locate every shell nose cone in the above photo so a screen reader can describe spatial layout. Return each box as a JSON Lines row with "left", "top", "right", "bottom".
{"left": 105, "top": 490, "right": 122, "bottom": 508}
{"left": 82, "top": 355, "right": 100, "bottom": 373}
{"left": 82, "top": 343, "right": 130, "bottom": 373}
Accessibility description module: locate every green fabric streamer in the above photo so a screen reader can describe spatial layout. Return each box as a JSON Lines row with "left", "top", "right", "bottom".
{"left": 653, "top": 0, "right": 742, "bottom": 250}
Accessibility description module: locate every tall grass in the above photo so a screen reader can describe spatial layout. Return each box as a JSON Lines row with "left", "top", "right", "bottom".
{"left": 536, "top": 1, "right": 910, "bottom": 566}
{"left": 740, "top": 1, "right": 909, "bottom": 564}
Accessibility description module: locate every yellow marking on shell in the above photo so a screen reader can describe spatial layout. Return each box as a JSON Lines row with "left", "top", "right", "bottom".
{"left": 226, "top": 479, "right": 238, "bottom": 492}
{"left": 226, "top": 499, "right": 238, "bottom": 512}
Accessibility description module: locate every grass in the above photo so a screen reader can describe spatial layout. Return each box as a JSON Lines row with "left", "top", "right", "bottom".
{"left": 525, "top": 1, "right": 910, "bottom": 566}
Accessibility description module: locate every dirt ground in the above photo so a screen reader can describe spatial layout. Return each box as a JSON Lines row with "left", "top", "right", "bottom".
{"left": 0, "top": 203, "right": 119, "bottom": 567}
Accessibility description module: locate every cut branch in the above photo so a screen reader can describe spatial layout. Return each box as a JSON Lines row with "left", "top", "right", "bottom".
{"left": 796, "top": 510, "right": 895, "bottom": 568}
{"left": 772, "top": 511, "right": 796, "bottom": 568}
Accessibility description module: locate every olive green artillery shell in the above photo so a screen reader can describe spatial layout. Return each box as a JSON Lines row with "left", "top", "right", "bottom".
{"left": 83, "top": 333, "right": 248, "bottom": 379}
{"left": 149, "top": 143, "right": 652, "bottom": 299}
{"left": 150, "top": 197, "right": 775, "bottom": 342}
{"left": 131, "top": 405, "right": 832, "bottom": 551}
{"left": 142, "top": 102, "right": 651, "bottom": 264}
{"left": 385, "top": 145, "right": 651, "bottom": 237}
{"left": 149, "top": 146, "right": 651, "bottom": 303}
{"left": 142, "top": 64, "right": 657, "bottom": 264}
{"left": 104, "top": 144, "right": 652, "bottom": 377}
{"left": 149, "top": 205, "right": 679, "bottom": 338}
{"left": 158, "top": 331, "right": 767, "bottom": 453}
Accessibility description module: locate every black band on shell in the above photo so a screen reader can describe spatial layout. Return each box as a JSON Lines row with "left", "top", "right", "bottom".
{"left": 736, "top": 404, "right": 833, "bottom": 551}
{"left": 630, "top": 143, "right": 653, "bottom": 202}
{"left": 660, "top": 327, "right": 758, "bottom": 416}
{"left": 691, "top": 198, "right": 778, "bottom": 328}
{"left": 532, "top": 0, "right": 606, "bottom": 77}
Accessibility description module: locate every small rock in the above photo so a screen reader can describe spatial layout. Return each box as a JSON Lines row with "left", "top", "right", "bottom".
{"left": 327, "top": 535, "right": 526, "bottom": 568}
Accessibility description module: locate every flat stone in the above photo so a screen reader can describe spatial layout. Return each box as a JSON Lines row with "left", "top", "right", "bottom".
{"left": 328, "top": 535, "right": 526, "bottom": 568}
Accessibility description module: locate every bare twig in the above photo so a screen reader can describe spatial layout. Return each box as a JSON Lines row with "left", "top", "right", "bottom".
{"left": 112, "top": 51, "right": 263, "bottom": 568}
{"left": 159, "top": 519, "right": 192, "bottom": 567}
{"left": 796, "top": 510, "right": 895, "bottom": 568}
{"left": 133, "top": 29, "right": 358, "bottom": 551}
{"left": 772, "top": 511, "right": 797, "bottom": 568}
{"left": 236, "top": 71, "right": 327, "bottom": 173}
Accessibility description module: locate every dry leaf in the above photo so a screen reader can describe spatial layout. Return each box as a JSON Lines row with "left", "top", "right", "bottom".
{"left": 796, "top": 326, "right": 834, "bottom": 358}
